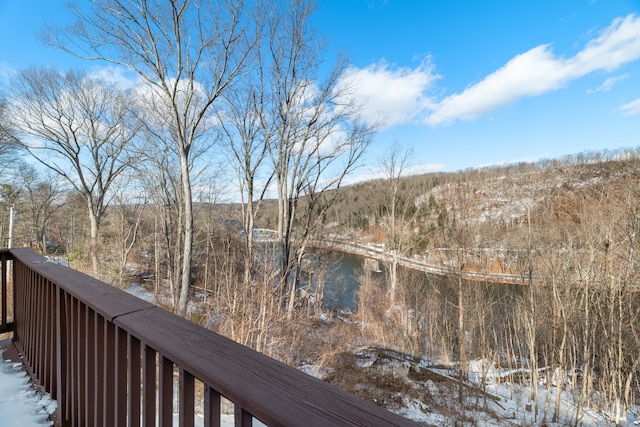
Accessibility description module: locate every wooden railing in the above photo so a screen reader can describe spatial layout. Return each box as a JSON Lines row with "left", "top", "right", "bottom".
{"left": 0, "top": 248, "right": 418, "bottom": 427}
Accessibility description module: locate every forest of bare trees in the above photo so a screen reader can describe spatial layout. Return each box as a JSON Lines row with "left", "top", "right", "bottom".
{"left": 1, "top": 0, "right": 640, "bottom": 424}
{"left": 351, "top": 150, "right": 640, "bottom": 424}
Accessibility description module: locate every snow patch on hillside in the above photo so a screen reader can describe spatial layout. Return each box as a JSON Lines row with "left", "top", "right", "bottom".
{"left": 316, "top": 347, "right": 640, "bottom": 426}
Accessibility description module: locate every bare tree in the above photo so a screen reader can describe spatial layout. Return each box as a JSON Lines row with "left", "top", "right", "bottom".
{"left": 218, "top": 76, "right": 273, "bottom": 284}
{"left": 0, "top": 181, "right": 22, "bottom": 248}
{"left": 18, "top": 164, "right": 64, "bottom": 254}
{"left": 432, "top": 181, "right": 482, "bottom": 407}
{"left": 44, "top": 0, "right": 256, "bottom": 316}
{"left": 8, "top": 67, "right": 136, "bottom": 275}
{"left": 377, "top": 143, "right": 424, "bottom": 306}
{"left": 0, "top": 98, "right": 26, "bottom": 248}
{"left": 134, "top": 132, "right": 182, "bottom": 306}
{"left": 261, "top": 0, "right": 374, "bottom": 317}
{"left": 0, "top": 96, "right": 23, "bottom": 176}
{"left": 108, "top": 182, "right": 146, "bottom": 288}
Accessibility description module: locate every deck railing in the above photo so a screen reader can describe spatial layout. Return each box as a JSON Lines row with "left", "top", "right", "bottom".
{"left": 0, "top": 248, "right": 418, "bottom": 427}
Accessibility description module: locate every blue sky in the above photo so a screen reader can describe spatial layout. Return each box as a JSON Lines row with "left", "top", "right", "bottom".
{"left": 2, "top": 0, "right": 640, "bottom": 175}
{"left": 313, "top": 0, "right": 640, "bottom": 173}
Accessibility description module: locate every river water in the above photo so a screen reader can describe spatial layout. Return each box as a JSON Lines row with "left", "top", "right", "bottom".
{"left": 304, "top": 250, "right": 386, "bottom": 311}
{"left": 253, "top": 242, "right": 518, "bottom": 312}
{"left": 304, "top": 249, "right": 520, "bottom": 312}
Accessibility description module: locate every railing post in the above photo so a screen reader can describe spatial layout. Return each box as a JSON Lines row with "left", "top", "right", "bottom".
{"left": 1, "top": 253, "right": 8, "bottom": 333}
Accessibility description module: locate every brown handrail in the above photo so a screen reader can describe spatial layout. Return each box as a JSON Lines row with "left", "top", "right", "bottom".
{"left": 1, "top": 248, "right": 418, "bottom": 427}
{"left": 0, "top": 251, "right": 11, "bottom": 333}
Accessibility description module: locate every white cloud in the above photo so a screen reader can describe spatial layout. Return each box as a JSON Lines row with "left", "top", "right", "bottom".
{"left": 88, "top": 65, "right": 139, "bottom": 90}
{"left": 0, "top": 62, "right": 17, "bottom": 89}
{"left": 619, "top": 97, "right": 640, "bottom": 115}
{"left": 425, "top": 14, "right": 640, "bottom": 125}
{"left": 587, "top": 74, "right": 629, "bottom": 93}
{"left": 425, "top": 45, "right": 567, "bottom": 125}
{"left": 367, "top": 0, "right": 388, "bottom": 9}
{"left": 340, "top": 15, "right": 640, "bottom": 129}
{"left": 340, "top": 58, "right": 439, "bottom": 128}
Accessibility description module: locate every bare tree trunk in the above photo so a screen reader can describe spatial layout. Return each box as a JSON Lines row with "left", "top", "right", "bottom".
{"left": 154, "top": 211, "right": 160, "bottom": 300}
{"left": 457, "top": 274, "right": 465, "bottom": 406}
{"left": 88, "top": 204, "right": 100, "bottom": 277}
{"left": 177, "top": 152, "right": 193, "bottom": 317}
{"left": 114, "top": 193, "right": 142, "bottom": 289}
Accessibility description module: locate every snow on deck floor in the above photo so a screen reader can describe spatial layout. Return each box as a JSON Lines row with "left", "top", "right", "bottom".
{"left": 0, "top": 341, "right": 56, "bottom": 427}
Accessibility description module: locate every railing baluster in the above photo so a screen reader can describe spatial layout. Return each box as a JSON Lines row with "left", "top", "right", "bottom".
{"left": 43, "top": 278, "right": 52, "bottom": 392}
{"left": 41, "top": 277, "right": 47, "bottom": 390}
{"left": 128, "top": 334, "right": 141, "bottom": 427}
{"left": 24, "top": 268, "right": 34, "bottom": 369}
{"left": 70, "top": 295, "right": 78, "bottom": 424}
{"left": 159, "top": 356, "right": 173, "bottom": 427}
{"left": 13, "top": 261, "right": 20, "bottom": 342}
{"left": 115, "top": 326, "right": 128, "bottom": 427}
{"left": 234, "top": 404, "right": 253, "bottom": 427}
{"left": 15, "top": 265, "right": 25, "bottom": 361}
{"left": 10, "top": 258, "right": 18, "bottom": 336}
{"left": 93, "top": 313, "right": 105, "bottom": 426}
{"left": 142, "top": 345, "right": 156, "bottom": 427}
{"left": 65, "top": 293, "right": 72, "bottom": 424}
{"left": 35, "top": 274, "right": 44, "bottom": 382}
{"left": 179, "top": 368, "right": 195, "bottom": 427}
{"left": 78, "top": 301, "right": 87, "bottom": 425}
{"left": 30, "top": 270, "right": 39, "bottom": 372}
{"left": 104, "top": 320, "right": 115, "bottom": 427}
{"left": 85, "top": 308, "right": 96, "bottom": 426}
{"left": 56, "top": 289, "right": 69, "bottom": 425}
{"left": 61, "top": 290, "right": 68, "bottom": 423}
{"left": 1, "top": 254, "right": 6, "bottom": 331}
{"left": 203, "top": 385, "right": 221, "bottom": 427}
{"left": 21, "top": 266, "right": 28, "bottom": 356}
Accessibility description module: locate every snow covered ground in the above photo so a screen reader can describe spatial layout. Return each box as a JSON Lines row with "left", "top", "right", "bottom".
{"left": 0, "top": 347, "right": 56, "bottom": 427}
{"left": 313, "top": 346, "right": 640, "bottom": 427}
